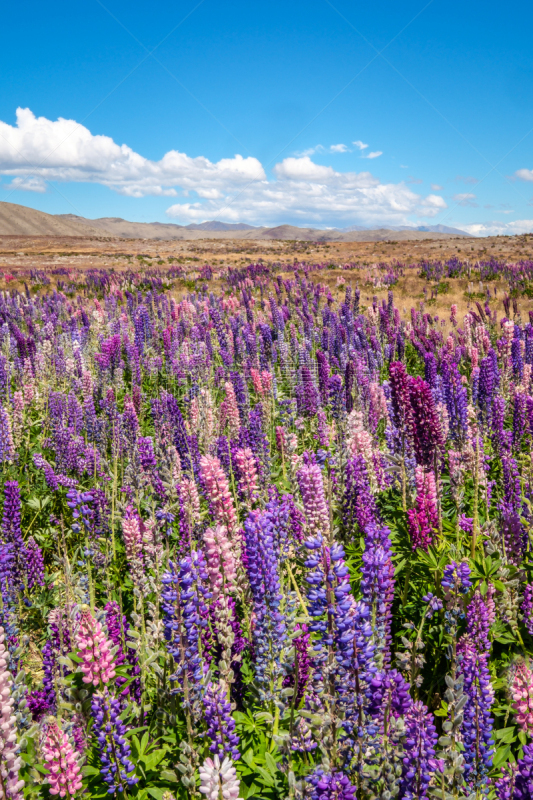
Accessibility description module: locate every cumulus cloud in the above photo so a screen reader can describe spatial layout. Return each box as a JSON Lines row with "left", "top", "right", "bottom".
{"left": 516, "top": 168, "right": 533, "bottom": 182}
{"left": 0, "top": 107, "right": 265, "bottom": 198}
{"left": 330, "top": 143, "right": 349, "bottom": 153}
{"left": 462, "top": 219, "right": 533, "bottom": 236}
{"left": 352, "top": 140, "right": 369, "bottom": 151}
{"left": 363, "top": 151, "right": 383, "bottom": 159}
{"left": 431, "top": 183, "right": 443, "bottom": 191}
{"left": 0, "top": 107, "right": 449, "bottom": 227}
{"left": 453, "top": 192, "right": 478, "bottom": 207}
{"left": 168, "top": 157, "right": 447, "bottom": 225}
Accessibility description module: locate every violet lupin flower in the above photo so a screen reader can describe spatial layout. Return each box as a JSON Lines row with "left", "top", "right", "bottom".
{"left": 399, "top": 700, "right": 439, "bottom": 800}
{"left": 307, "top": 767, "right": 357, "bottom": 800}
{"left": 24, "top": 536, "right": 45, "bottom": 590}
{"left": 1, "top": 481, "right": 24, "bottom": 584}
{"left": 161, "top": 553, "right": 210, "bottom": 708}
{"left": 91, "top": 692, "right": 138, "bottom": 793}
{"left": 202, "top": 681, "right": 240, "bottom": 760}
{"left": 457, "top": 636, "right": 494, "bottom": 791}
{"left": 243, "top": 509, "right": 286, "bottom": 700}
{"left": 513, "top": 742, "right": 533, "bottom": 800}
{"left": 466, "top": 590, "right": 492, "bottom": 653}
{"left": 104, "top": 601, "right": 141, "bottom": 702}
{"left": 521, "top": 583, "right": 533, "bottom": 635}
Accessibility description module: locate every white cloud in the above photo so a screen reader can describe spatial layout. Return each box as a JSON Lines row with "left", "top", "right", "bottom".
{"left": 168, "top": 157, "right": 447, "bottom": 225}
{"left": 4, "top": 176, "right": 46, "bottom": 192}
{"left": 352, "top": 140, "right": 368, "bottom": 150}
{"left": 462, "top": 219, "right": 533, "bottom": 236}
{"left": 330, "top": 143, "right": 349, "bottom": 153}
{"left": 431, "top": 183, "right": 443, "bottom": 191}
{"left": 0, "top": 107, "right": 449, "bottom": 227}
{"left": 363, "top": 151, "right": 383, "bottom": 159}
{"left": 453, "top": 192, "right": 478, "bottom": 207}
{"left": 0, "top": 107, "right": 265, "bottom": 198}
{"left": 516, "top": 168, "right": 533, "bottom": 182}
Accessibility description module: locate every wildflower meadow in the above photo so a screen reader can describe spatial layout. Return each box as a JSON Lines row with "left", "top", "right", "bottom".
{"left": 1, "top": 259, "right": 533, "bottom": 800}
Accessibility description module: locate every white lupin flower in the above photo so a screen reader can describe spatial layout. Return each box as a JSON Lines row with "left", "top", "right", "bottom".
{"left": 199, "top": 755, "right": 240, "bottom": 800}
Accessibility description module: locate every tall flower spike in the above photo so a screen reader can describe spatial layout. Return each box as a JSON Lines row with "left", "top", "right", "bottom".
{"left": 297, "top": 462, "right": 330, "bottom": 537}
{"left": 0, "top": 627, "right": 24, "bottom": 800}
{"left": 41, "top": 721, "right": 82, "bottom": 798}
{"left": 202, "top": 682, "right": 240, "bottom": 760}
{"left": 76, "top": 609, "right": 116, "bottom": 686}
{"left": 200, "top": 455, "right": 238, "bottom": 534}
{"left": 203, "top": 525, "right": 237, "bottom": 597}
{"left": 91, "top": 692, "right": 138, "bottom": 793}
{"left": 400, "top": 701, "right": 439, "bottom": 800}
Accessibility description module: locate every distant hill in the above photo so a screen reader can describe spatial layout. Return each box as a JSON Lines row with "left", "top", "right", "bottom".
{"left": 0, "top": 201, "right": 472, "bottom": 241}
{"left": 0, "top": 202, "right": 102, "bottom": 237}
{"left": 184, "top": 221, "right": 258, "bottom": 231}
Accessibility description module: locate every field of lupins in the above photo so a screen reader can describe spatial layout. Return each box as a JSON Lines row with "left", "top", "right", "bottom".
{"left": 1, "top": 259, "right": 533, "bottom": 800}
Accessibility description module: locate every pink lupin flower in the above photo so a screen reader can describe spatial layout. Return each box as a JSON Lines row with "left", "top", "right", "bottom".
{"left": 76, "top": 609, "right": 116, "bottom": 686}
{"left": 223, "top": 382, "right": 240, "bottom": 438}
{"left": 203, "top": 525, "right": 238, "bottom": 596}
{"left": 260, "top": 370, "right": 273, "bottom": 393}
{"left": 181, "top": 476, "right": 201, "bottom": 521}
{"left": 297, "top": 462, "right": 330, "bottom": 537}
{"left": 0, "top": 627, "right": 24, "bottom": 800}
{"left": 510, "top": 661, "right": 533, "bottom": 735}
{"left": 200, "top": 455, "right": 238, "bottom": 533}
{"left": 250, "top": 368, "right": 263, "bottom": 395}
{"left": 233, "top": 447, "right": 258, "bottom": 506}
{"left": 42, "top": 722, "right": 83, "bottom": 797}
{"left": 122, "top": 506, "right": 143, "bottom": 563}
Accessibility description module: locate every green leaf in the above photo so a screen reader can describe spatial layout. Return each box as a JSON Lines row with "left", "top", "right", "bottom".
{"left": 82, "top": 766, "right": 101, "bottom": 777}
{"left": 494, "top": 727, "right": 517, "bottom": 744}
{"left": 493, "top": 745, "right": 512, "bottom": 768}
{"left": 147, "top": 788, "right": 168, "bottom": 800}
{"left": 264, "top": 752, "right": 279, "bottom": 775}
{"left": 142, "top": 748, "right": 167, "bottom": 772}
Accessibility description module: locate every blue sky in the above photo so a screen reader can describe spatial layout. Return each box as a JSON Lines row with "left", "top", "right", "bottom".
{"left": 1, "top": 0, "right": 533, "bottom": 234}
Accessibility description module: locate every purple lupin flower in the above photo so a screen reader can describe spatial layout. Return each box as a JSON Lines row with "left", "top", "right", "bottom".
{"left": 521, "top": 584, "right": 533, "bottom": 635}
{"left": 511, "top": 741, "right": 533, "bottom": 799}
{"left": 307, "top": 767, "right": 357, "bottom": 800}
{"left": 243, "top": 509, "right": 286, "bottom": 699}
{"left": 399, "top": 700, "right": 439, "bottom": 800}
{"left": 24, "top": 537, "right": 45, "bottom": 590}
{"left": 91, "top": 692, "right": 138, "bottom": 793}
{"left": 202, "top": 681, "right": 240, "bottom": 760}
{"left": 161, "top": 552, "right": 210, "bottom": 708}
{"left": 1, "top": 481, "right": 24, "bottom": 586}
{"left": 466, "top": 590, "right": 492, "bottom": 653}
{"left": 104, "top": 601, "right": 141, "bottom": 702}
{"left": 457, "top": 636, "right": 494, "bottom": 791}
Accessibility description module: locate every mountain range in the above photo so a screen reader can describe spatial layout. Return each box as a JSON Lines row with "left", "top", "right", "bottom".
{"left": 0, "top": 201, "right": 472, "bottom": 241}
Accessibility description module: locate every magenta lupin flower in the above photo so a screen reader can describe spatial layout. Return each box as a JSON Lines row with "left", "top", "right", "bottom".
{"left": 76, "top": 609, "right": 116, "bottom": 687}
{"left": 42, "top": 722, "right": 83, "bottom": 798}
